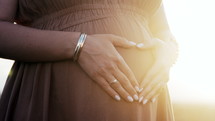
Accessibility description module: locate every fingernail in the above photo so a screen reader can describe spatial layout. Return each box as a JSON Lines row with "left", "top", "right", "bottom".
{"left": 143, "top": 99, "right": 148, "bottom": 104}
{"left": 133, "top": 94, "right": 139, "bottom": 101}
{"left": 139, "top": 96, "right": 144, "bottom": 103}
{"left": 129, "top": 41, "right": 137, "bottom": 46}
{"left": 127, "top": 96, "right": 134, "bottom": 102}
{"left": 139, "top": 88, "right": 143, "bottom": 93}
{"left": 115, "top": 95, "right": 121, "bottom": 101}
{"left": 136, "top": 43, "right": 144, "bottom": 48}
{"left": 135, "top": 86, "right": 140, "bottom": 92}
{"left": 152, "top": 98, "right": 156, "bottom": 103}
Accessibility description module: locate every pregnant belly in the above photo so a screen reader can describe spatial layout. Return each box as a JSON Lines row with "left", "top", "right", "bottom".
{"left": 81, "top": 17, "right": 155, "bottom": 82}
{"left": 55, "top": 16, "right": 155, "bottom": 83}
{"left": 116, "top": 47, "right": 154, "bottom": 83}
{"left": 32, "top": 14, "right": 155, "bottom": 82}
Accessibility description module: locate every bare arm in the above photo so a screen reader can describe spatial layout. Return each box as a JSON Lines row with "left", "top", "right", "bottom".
{"left": 0, "top": 0, "right": 80, "bottom": 62}
{"left": 0, "top": 0, "right": 141, "bottom": 102}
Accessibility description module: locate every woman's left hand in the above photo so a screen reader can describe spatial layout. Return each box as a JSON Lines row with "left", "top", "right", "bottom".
{"left": 137, "top": 38, "right": 177, "bottom": 104}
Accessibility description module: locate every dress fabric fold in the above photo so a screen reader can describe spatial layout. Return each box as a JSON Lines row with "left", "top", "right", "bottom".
{"left": 0, "top": 0, "right": 175, "bottom": 121}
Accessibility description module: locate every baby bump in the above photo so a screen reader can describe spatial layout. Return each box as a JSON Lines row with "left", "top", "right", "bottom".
{"left": 31, "top": 14, "right": 155, "bottom": 83}
{"left": 46, "top": 16, "right": 156, "bottom": 118}
{"left": 71, "top": 17, "right": 155, "bottom": 82}
{"left": 116, "top": 48, "right": 154, "bottom": 83}
{"left": 29, "top": 6, "right": 155, "bottom": 82}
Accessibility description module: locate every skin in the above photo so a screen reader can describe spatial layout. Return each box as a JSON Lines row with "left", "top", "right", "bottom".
{"left": 137, "top": 38, "right": 174, "bottom": 104}
{"left": 137, "top": 4, "right": 178, "bottom": 104}
{"left": 78, "top": 34, "right": 140, "bottom": 102}
{"left": 0, "top": 0, "right": 178, "bottom": 104}
{"left": 0, "top": 0, "right": 139, "bottom": 102}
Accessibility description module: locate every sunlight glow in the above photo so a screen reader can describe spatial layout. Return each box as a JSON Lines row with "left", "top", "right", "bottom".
{"left": 164, "top": 0, "right": 215, "bottom": 104}
{"left": 1, "top": 0, "right": 215, "bottom": 104}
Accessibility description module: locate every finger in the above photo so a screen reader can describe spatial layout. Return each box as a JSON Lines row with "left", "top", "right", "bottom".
{"left": 151, "top": 94, "right": 160, "bottom": 103}
{"left": 140, "top": 62, "right": 162, "bottom": 91}
{"left": 140, "top": 61, "right": 170, "bottom": 91}
{"left": 136, "top": 42, "right": 154, "bottom": 50}
{"left": 116, "top": 56, "right": 140, "bottom": 92}
{"left": 139, "top": 70, "right": 165, "bottom": 103}
{"left": 150, "top": 86, "right": 165, "bottom": 103}
{"left": 136, "top": 39, "right": 156, "bottom": 49}
{"left": 141, "top": 71, "right": 168, "bottom": 104}
{"left": 113, "top": 68, "right": 139, "bottom": 101}
{"left": 142, "top": 69, "right": 165, "bottom": 91}
{"left": 109, "top": 34, "right": 136, "bottom": 48}
{"left": 104, "top": 74, "right": 134, "bottom": 102}
{"left": 142, "top": 81, "right": 165, "bottom": 105}
{"left": 136, "top": 38, "right": 166, "bottom": 50}
{"left": 96, "top": 76, "right": 121, "bottom": 101}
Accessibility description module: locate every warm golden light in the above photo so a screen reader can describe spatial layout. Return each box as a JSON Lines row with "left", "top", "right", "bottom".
{"left": 164, "top": 0, "right": 215, "bottom": 104}
{"left": 0, "top": 0, "right": 215, "bottom": 120}
{"left": 0, "top": 0, "right": 215, "bottom": 104}
{"left": 163, "top": 0, "right": 215, "bottom": 120}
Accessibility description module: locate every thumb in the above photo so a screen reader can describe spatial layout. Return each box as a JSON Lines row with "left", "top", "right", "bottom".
{"left": 136, "top": 38, "right": 162, "bottom": 50}
{"left": 111, "top": 35, "right": 136, "bottom": 48}
{"left": 136, "top": 42, "right": 155, "bottom": 50}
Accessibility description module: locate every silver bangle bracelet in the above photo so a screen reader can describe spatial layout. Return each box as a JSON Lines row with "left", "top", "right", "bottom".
{"left": 73, "top": 33, "right": 87, "bottom": 62}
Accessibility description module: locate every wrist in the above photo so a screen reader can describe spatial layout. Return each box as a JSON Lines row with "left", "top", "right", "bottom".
{"left": 72, "top": 33, "right": 87, "bottom": 62}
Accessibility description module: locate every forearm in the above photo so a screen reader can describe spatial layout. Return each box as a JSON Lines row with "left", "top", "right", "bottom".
{"left": 0, "top": 21, "right": 80, "bottom": 62}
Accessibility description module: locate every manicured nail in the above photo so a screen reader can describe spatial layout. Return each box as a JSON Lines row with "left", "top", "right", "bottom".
{"left": 139, "top": 96, "right": 144, "bottom": 103}
{"left": 136, "top": 43, "right": 144, "bottom": 48}
{"left": 139, "top": 88, "right": 143, "bottom": 93}
{"left": 143, "top": 99, "right": 148, "bottom": 104}
{"left": 133, "top": 94, "right": 139, "bottom": 101}
{"left": 135, "top": 86, "right": 140, "bottom": 92}
{"left": 127, "top": 96, "right": 134, "bottom": 102}
{"left": 152, "top": 98, "right": 156, "bottom": 103}
{"left": 129, "top": 41, "right": 137, "bottom": 46}
{"left": 115, "top": 95, "right": 121, "bottom": 101}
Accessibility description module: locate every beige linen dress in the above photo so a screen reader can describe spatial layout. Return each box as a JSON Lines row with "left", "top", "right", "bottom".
{"left": 0, "top": 0, "right": 175, "bottom": 121}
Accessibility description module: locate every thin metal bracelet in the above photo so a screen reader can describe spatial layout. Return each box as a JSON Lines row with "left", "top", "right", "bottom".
{"left": 73, "top": 33, "right": 87, "bottom": 62}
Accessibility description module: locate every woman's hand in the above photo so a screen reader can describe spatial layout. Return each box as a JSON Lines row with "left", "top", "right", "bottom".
{"left": 78, "top": 34, "right": 140, "bottom": 102}
{"left": 136, "top": 38, "right": 176, "bottom": 104}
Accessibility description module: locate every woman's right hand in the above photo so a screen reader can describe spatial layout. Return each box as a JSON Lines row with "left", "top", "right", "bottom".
{"left": 78, "top": 34, "right": 139, "bottom": 102}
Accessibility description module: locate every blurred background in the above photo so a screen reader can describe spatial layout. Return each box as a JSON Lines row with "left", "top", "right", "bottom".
{"left": 1, "top": 0, "right": 215, "bottom": 121}
{"left": 164, "top": 0, "right": 215, "bottom": 121}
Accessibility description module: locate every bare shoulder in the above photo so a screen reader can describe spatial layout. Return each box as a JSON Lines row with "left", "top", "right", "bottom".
{"left": 0, "top": 0, "right": 18, "bottom": 22}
